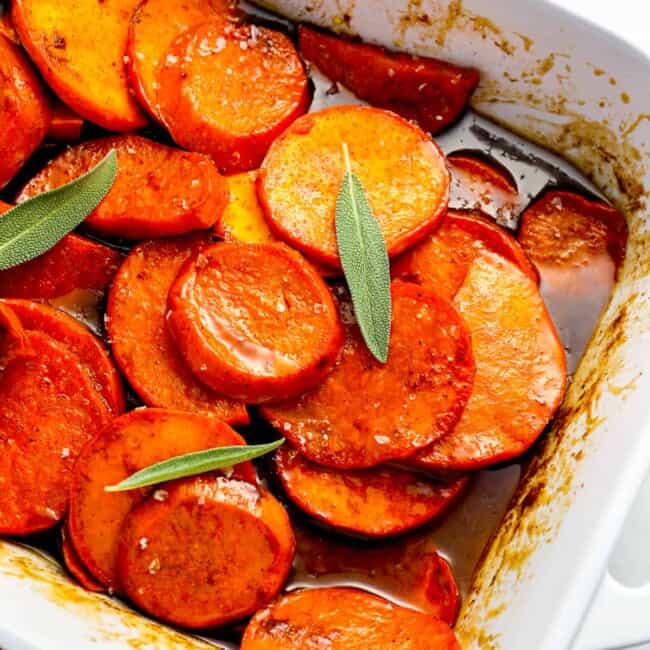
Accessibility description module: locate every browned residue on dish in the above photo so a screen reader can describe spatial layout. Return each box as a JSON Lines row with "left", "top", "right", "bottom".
{"left": 0, "top": 541, "right": 218, "bottom": 649}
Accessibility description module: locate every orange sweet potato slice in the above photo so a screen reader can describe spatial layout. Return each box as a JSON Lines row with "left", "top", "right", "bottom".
{"left": 12, "top": 0, "right": 147, "bottom": 131}
{"left": 393, "top": 209, "right": 537, "bottom": 300}
{"left": 412, "top": 251, "right": 566, "bottom": 471}
{"left": 2, "top": 299, "right": 125, "bottom": 414}
{"left": 275, "top": 446, "right": 468, "bottom": 537}
{"left": 61, "top": 523, "right": 105, "bottom": 593}
{"left": 16, "top": 134, "right": 228, "bottom": 240}
{"left": 127, "top": 0, "right": 238, "bottom": 120}
{"left": 259, "top": 106, "right": 449, "bottom": 269}
{"left": 0, "top": 233, "right": 123, "bottom": 301}
{"left": 167, "top": 242, "right": 343, "bottom": 403}
{"left": 0, "top": 34, "right": 51, "bottom": 188}
{"left": 294, "top": 526, "right": 460, "bottom": 624}
{"left": 117, "top": 475, "right": 294, "bottom": 629}
{"left": 68, "top": 408, "right": 256, "bottom": 589}
{"left": 241, "top": 587, "right": 460, "bottom": 649}
{"left": 46, "top": 101, "right": 84, "bottom": 142}
{"left": 261, "top": 282, "right": 474, "bottom": 469}
{"left": 106, "top": 235, "right": 247, "bottom": 422}
{"left": 157, "top": 20, "right": 310, "bottom": 173}
{"left": 0, "top": 312, "right": 111, "bottom": 535}
{"left": 0, "top": 10, "right": 19, "bottom": 43}
{"left": 298, "top": 25, "right": 478, "bottom": 135}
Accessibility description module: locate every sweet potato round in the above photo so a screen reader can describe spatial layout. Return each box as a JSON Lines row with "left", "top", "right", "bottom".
{"left": 2, "top": 299, "right": 125, "bottom": 414}
{"left": 413, "top": 251, "right": 567, "bottom": 471}
{"left": 12, "top": 0, "right": 146, "bottom": 131}
{"left": 127, "top": 0, "right": 236, "bottom": 120}
{"left": 261, "top": 282, "right": 474, "bottom": 469}
{"left": 167, "top": 242, "right": 343, "bottom": 403}
{"left": 68, "top": 408, "right": 255, "bottom": 589}
{"left": 275, "top": 446, "right": 468, "bottom": 537}
{"left": 16, "top": 134, "right": 228, "bottom": 240}
{"left": 0, "top": 233, "right": 122, "bottom": 301}
{"left": 0, "top": 34, "right": 50, "bottom": 188}
{"left": 393, "top": 209, "right": 537, "bottom": 300}
{"left": 117, "top": 475, "right": 294, "bottom": 629}
{"left": 241, "top": 587, "right": 460, "bottom": 649}
{"left": 259, "top": 105, "right": 449, "bottom": 269}
{"left": 157, "top": 21, "right": 309, "bottom": 173}
{"left": 61, "top": 523, "right": 104, "bottom": 593}
{"left": 0, "top": 324, "right": 111, "bottom": 535}
{"left": 107, "top": 235, "right": 247, "bottom": 423}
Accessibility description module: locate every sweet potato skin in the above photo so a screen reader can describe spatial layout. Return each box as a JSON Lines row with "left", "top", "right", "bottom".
{"left": 0, "top": 34, "right": 51, "bottom": 189}
{"left": 117, "top": 475, "right": 295, "bottom": 629}
{"left": 167, "top": 242, "right": 344, "bottom": 403}
{"left": 392, "top": 209, "right": 537, "bottom": 300}
{"left": 262, "top": 282, "right": 475, "bottom": 469}
{"left": 2, "top": 299, "right": 125, "bottom": 414}
{"left": 12, "top": 0, "right": 147, "bottom": 131}
{"left": 275, "top": 447, "right": 468, "bottom": 537}
{"left": 127, "top": 0, "right": 236, "bottom": 120}
{"left": 0, "top": 325, "right": 111, "bottom": 535}
{"left": 241, "top": 587, "right": 460, "bottom": 649}
{"left": 68, "top": 408, "right": 255, "bottom": 588}
{"left": 259, "top": 106, "right": 449, "bottom": 269}
{"left": 107, "top": 235, "right": 248, "bottom": 422}
{"left": 413, "top": 251, "right": 566, "bottom": 471}
{"left": 0, "top": 233, "right": 122, "bottom": 301}
{"left": 157, "top": 21, "right": 310, "bottom": 173}
{"left": 61, "top": 523, "right": 105, "bottom": 593}
{"left": 16, "top": 134, "right": 228, "bottom": 239}
{"left": 298, "top": 25, "right": 479, "bottom": 134}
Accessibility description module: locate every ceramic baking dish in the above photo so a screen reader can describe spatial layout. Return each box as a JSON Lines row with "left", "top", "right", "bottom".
{"left": 1, "top": 1, "right": 649, "bottom": 648}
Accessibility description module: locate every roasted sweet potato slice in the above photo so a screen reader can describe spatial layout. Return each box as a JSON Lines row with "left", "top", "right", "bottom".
{"left": 0, "top": 233, "right": 122, "bottom": 301}
{"left": 157, "top": 21, "right": 310, "bottom": 173}
{"left": 259, "top": 106, "right": 449, "bottom": 269}
{"left": 447, "top": 153, "right": 520, "bottom": 223}
{"left": 0, "top": 315, "right": 111, "bottom": 535}
{"left": 294, "top": 526, "right": 460, "bottom": 624}
{"left": 275, "top": 447, "right": 468, "bottom": 537}
{"left": 262, "top": 282, "right": 474, "bottom": 469}
{"left": 518, "top": 190, "right": 627, "bottom": 269}
{"left": 413, "top": 251, "right": 566, "bottom": 471}
{"left": 393, "top": 209, "right": 537, "bottom": 299}
{"left": 127, "top": 0, "right": 237, "bottom": 120}
{"left": 518, "top": 190, "right": 627, "bottom": 373}
{"left": 0, "top": 34, "right": 51, "bottom": 189}
{"left": 61, "top": 523, "right": 104, "bottom": 593}
{"left": 68, "top": 408, "right": 256, "bottom": 589}
{"left": 12, "top": 0, "right": 147, "bottom": 131}
{"left": 17, "top": 135, "right": 228, "bottom": 240}
{"left": 46, "top": 101, "right": 84, "bottom": 142}
{"left": 107, "top": 236, "right": 247, "bottom": 422}
{"left": 298, "top": 25, "right": 478, "bottom": 135}
{"left": 168, "top": 242, "right": 343, "bottom": 403}
{"left": 0, "top": 10, "right": 18, "bottom": 43}
{"left": 241, "top": 587, "right": 460, "bottom": 649}
{"left": 117, "top": 475, "right": 294, "bottom": 629}
{"left": 2, "top": 299, "right": 125, "bottom": 413}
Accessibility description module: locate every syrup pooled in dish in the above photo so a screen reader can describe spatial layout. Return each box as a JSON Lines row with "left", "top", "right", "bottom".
{"left": 0, "top": 0, "right": 627, "bottom": 646}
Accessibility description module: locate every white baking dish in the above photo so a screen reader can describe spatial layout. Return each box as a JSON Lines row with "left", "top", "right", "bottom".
{"left": 1, "top": 1, "right": 649, "bottom": 648}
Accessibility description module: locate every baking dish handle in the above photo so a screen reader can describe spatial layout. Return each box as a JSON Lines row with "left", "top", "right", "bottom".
{"left": 573, "top": 572, "right": 650, "bottom": 649}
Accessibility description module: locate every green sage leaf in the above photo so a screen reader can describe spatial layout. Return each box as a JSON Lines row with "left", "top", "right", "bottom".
{"left": 335, "top": 143, "right": 391, "bottom": 363}
{"left": 104, "top": 438, "right": 285, "bottom": 492}
{"left": 0, "top": 150, "right": 117, "bottom": 271}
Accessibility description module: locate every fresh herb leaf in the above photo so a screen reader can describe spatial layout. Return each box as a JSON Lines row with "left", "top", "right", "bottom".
{"left": 104, "top": 438, "right": 285, "bottom": 492}
{"left": 0, "top": 150, "right": 117, "bottom": 271}
{"left": 335, "top": 143, "right": 391, "bottom": 363}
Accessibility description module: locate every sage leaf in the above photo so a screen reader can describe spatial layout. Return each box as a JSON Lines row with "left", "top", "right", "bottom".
{"left": 0, "top": 150, "right": 117, "bottom": 271}
{"left": 104, "top": 438, "right": 285, "bottom": 492}
{"left": 335, "top": 143, "right": 391, "bottom": 363}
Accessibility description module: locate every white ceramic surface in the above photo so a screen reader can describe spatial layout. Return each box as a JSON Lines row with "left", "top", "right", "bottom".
{"left": 1, "top": 2, "right": 649, "bottom": 649}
